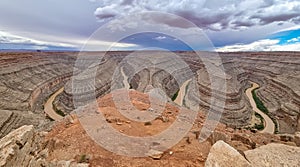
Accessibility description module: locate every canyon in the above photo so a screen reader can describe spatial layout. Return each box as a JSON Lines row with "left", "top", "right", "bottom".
{"left": 0, "top": 51, "right": 299, "bottom": 166}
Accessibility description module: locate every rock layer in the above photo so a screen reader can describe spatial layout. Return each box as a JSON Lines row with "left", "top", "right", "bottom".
{"left": 58, "top": 51, "right": 300, "bottom": 132}
{"left": 0, "top": 52, "right": 76, "bottom": 137}
{"left": 0, "top": 51, "right": 299, "bottom": 135}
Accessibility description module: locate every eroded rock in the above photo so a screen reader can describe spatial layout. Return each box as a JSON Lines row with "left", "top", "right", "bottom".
{"left": 205, "top": 140, "right": 251, "bottom": 167}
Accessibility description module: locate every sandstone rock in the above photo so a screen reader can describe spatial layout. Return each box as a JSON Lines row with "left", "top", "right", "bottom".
{"left": 147, "top": 149, "right": 164, "bottom": 160}
{"left": 245, "top": 143, "right": 300, "bottom": 167}
{"left": 0, "top": 125, "right": 92, "bottom": 167}
{"left": 0, "top": 125, "right": 47, "bottom": 167}
{"left": 205, "top": 140, "right": 251, "bottom": 167}
{"left": 232, "top": 134, "right": 256, "bottom": 149}
{"left": 208, "top": 131, "right": 231, "bottom": 145}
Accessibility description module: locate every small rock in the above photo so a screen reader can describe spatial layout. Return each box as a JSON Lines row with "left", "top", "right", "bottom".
{"left": 147, "top": 149, "right": 164, "bottom": 160}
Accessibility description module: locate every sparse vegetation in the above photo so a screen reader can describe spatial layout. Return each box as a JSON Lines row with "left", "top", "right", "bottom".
{"left": 254, "top": 123, "right": 264, "bottom": 130}
{"left": 78, "top": 154, "right": 89, "bottom": 163}
{"left": 52, "top": 103, "right": 66, "bottom": 117}
{"left": 171, "top": 89, "right": 179, "bottom": 101}
{"left": 252, "top": 88, "right": 269, "bottom": 114}
{"left": 46, "top": 115, "right": 54, "bottom": 121}
{"left": 252, "top": 88, "right": 279, "bottom": 134}
{"left": 254, "top": 112, "right": 264, "bottom": 130}
{"left": 129, "top": 83, "right": 133, "bottom": 89}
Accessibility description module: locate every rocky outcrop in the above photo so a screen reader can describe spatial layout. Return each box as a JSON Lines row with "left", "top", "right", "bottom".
{"left": 0, "top": 125, "right": 89, "bottom": 167}
{"left": 206, "top": 140, "right": 300, "bottom": 167}
{"left": 245, "top": 143, "right": 300, "bottom": 167}
{"left": 205, "top": 140, "right": 251, "bottom": 167}
{"left": 0, "top": 125, "right": 47, "bottom": 167}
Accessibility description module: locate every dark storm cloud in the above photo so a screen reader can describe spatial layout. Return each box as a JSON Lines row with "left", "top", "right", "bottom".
{"left": 93, "top": 0, "right": 300, "bottom": 31}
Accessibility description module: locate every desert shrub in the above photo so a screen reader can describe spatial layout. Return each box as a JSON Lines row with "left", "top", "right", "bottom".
{"left": 172, "top": 90, "right": 179, "bottom": 101}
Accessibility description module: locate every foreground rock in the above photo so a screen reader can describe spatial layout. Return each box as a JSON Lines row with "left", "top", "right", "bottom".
{"left": 245, "top": 143, "right": 300, "bottom": 167}
{"left": 205, "top": 140, "right": 251, "bottom": 167}
{"left": 0, "top": 125, "right": 89, "bottom": 167}
{"left": 206, "top": 140, "right": 300, "bottom": 167}
{"left": 0, "top": 125, "right": 46, "bottom": 167}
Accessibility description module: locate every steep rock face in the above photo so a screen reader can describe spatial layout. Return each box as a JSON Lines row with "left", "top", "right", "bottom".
{"left": 205, "top": 140, "right": 251, "bottom": 167}
{"left": 0, "top": 52, "right": 75, "bottom": 112}
{"left": 0, "top": 52, "right": 76, "bottom": 137}
{"left": 245, "top": 143, "right": 300, "bottom": 167}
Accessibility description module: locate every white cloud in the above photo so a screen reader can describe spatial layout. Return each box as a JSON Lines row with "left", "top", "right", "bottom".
{"left": 155, "top": 36, "right": 167, "bottom": 40}
{"left": 94, "top": 4, "right": 119, "bottom": 20}
{"left": 74, "top": 38, "right": 140, "bottom": 51}
{"left": 274, "top": 25, "right": 300, "bottom": 33}
{"left": 216, "top": 39, "right": 300, "bottom": 52}
{"left": 287, "top": 37, "right": 300, "bottom": 43}
{"left": 0, "top": 31, "right": 76, "bottom": 48}
{"left": 0, "top": 31, "right": 139, "bottom": 51}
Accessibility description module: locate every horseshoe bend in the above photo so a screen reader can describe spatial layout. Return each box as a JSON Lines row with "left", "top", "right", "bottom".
{"left": 0, "top": 51, "right": 299, "bottom": 166}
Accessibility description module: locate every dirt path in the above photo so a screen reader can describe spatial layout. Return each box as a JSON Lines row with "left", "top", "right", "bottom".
{"left": 44, "top": 87, "right": 64, "bottom": 121}
{"left": 174, "top": 79, "right": 191, "bottom": 106}
{"left": 245, "top": 82, "right": 275, "bottom": 134}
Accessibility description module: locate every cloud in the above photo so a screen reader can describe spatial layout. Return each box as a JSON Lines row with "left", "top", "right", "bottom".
{"left": 274, "top": 25, "right": 300, "bottom": 33}
{"left": 79, "top": 39, "right": 140, "bottom": 51}
{"left": 93, "top": 0, "right": 300, "bottom": 31}
{"left": 0, "top": 31, "right": 76, "bottom": 48}
{"left": 216, "top": 39, "right": 300, "bottom": 52}
{"left": 154, "top": 36, "right": 167, "bottom": 40}
{"left": 287, "top": 37, "right": 300, "bottom": 43}
{"left": 216, "top": 39, "right": 279, "bottom": 52}
{"left": 94, "top": 4, "right": 119, "bottom": 20}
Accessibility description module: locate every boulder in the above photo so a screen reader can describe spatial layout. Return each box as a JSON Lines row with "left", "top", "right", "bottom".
{"left": 245, "top": 143, "right": 300, "bottom": 167}
{"left": 205, "top": 140, "right": 251, "bottom": 167}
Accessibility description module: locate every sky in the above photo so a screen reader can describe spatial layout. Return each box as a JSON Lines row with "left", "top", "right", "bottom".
{"left": 0, "top": 0, "right": 300, "bottom": 51}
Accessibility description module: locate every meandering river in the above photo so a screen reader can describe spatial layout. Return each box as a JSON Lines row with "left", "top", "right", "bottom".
{"left": 245, "top": 82, "right": 275, "bottom": 134}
